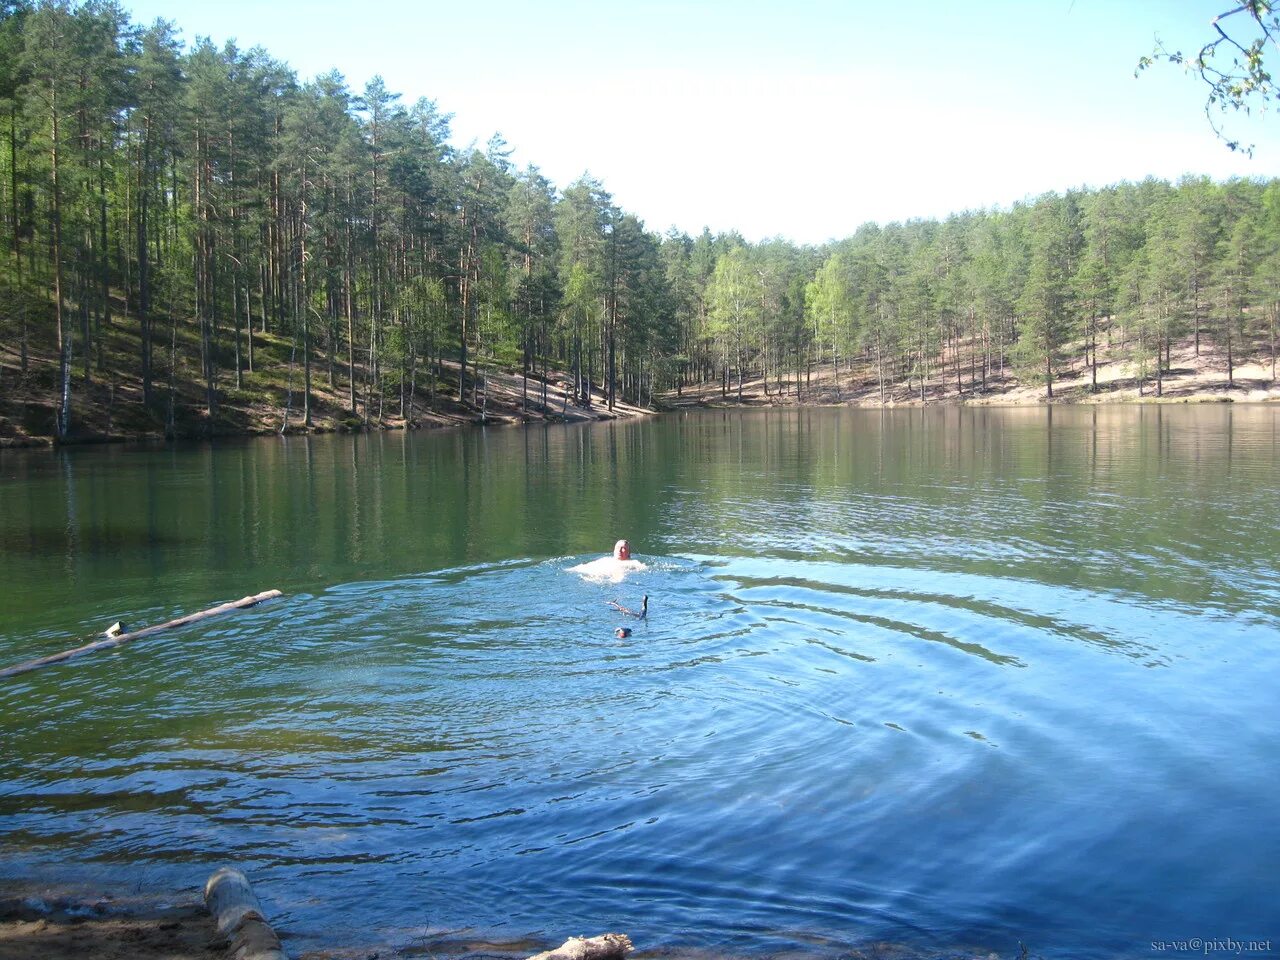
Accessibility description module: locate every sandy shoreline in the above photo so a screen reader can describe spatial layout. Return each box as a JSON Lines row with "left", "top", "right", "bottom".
{"left": 0, "top": 882, "right": 218, "bottom": 960}
{"left": 669, "top": 336, "right": 1280, "bottom": 410}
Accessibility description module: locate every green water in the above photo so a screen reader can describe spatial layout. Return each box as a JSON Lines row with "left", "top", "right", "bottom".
{"left": 1, "top": 406, "right": 1277, "bottom": 959}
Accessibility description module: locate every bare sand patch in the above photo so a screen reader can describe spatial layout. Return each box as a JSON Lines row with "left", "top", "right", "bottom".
{"left": 0, "top": 887, "right": 219, "bottom": 960}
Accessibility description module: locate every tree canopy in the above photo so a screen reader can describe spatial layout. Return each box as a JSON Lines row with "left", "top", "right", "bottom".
{"left": 3, "top": 1, "right": 1280, "bottom": 440}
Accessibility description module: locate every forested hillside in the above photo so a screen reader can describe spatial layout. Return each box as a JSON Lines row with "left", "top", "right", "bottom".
{"left": 2, "top": 1, "right": 1280, "bottom": 443}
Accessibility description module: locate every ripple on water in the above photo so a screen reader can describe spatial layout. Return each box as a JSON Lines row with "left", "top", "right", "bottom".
{"left": 1, "top": 544, "right": 1279, "bottom": 959}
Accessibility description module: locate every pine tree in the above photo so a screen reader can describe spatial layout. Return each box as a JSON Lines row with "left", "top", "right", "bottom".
{"left": 1016, "top": 195, "right": 1075, "bottom": 399}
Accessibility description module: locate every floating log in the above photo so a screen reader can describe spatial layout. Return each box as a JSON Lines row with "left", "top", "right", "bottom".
{"left": 527, "top": 934, "right": 633, "bottom": 960}
{"left": 205, "top": 867, "right": 289, "bottom": 960}
{"left": 607, "top": 595, "right": 648, "bottom": 619}
{"left": 0, "top": 589, "right": 283, "bottom": 679}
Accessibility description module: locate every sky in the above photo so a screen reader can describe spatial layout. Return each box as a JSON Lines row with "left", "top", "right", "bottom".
{"left": 117, "top": 0, "right": 1280, "bottom": 245}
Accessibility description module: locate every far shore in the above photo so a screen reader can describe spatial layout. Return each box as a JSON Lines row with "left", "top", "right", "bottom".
{"left": 670, "top": 334, "right": 1279, "bottom": 412}
{"left": 3, "top": 334, "right": 1277, "bottom": 450}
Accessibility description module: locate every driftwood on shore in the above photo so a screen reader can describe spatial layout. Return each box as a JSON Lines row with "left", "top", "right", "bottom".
{"left": 527, "top": 934, "right": 634, "bottom": 960}
{"left": 204, "top": 867, "right": 289, "bottom": 960}
{"left": 0, "top": 589, "right": 283, "bottom": 679}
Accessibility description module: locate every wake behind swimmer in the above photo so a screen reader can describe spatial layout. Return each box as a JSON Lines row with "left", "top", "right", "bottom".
{"left": 568, "top": 539, "right": 647, "bottom": 583}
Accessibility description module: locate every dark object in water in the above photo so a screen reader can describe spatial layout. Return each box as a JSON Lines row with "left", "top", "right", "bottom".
{"left": 615, "top": 627, "right": 632, "bottom": 639}
{"left": 607, "top": 595, "right": 648, "bottom": 619}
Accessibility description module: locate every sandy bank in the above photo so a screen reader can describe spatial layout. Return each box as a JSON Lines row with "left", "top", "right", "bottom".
{"left": 0, "top": 885, "right": 218, "bottom": 960}
{"left": 668, "top": 336, "right": 1279, "bottom": 409}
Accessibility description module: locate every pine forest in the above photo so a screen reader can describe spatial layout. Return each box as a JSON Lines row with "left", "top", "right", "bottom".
{"left": 3, "top": 1, "right": 1280, "bottom": 441}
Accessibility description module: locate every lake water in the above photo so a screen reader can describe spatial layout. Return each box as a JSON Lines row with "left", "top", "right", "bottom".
{"left": 1, "top": 407, "right": 1278, "bottom": 959}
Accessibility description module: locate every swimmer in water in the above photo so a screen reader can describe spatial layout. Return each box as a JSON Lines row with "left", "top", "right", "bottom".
{"left": 568, "top": 539, "right": 647, "bottom": 582}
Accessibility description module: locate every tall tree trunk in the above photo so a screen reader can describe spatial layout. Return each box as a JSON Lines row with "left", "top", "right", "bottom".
{"left": 877, "top": 334, "right": 884, "bottom": 404}
{"left": 10, "top": 105, "right": 28, "bottom": 376}
{"left": 1271, "top": 303, "right": 1277, "bottom": 382}
{"left": 458, "top": 269, "right": 469, "bottom": 403}
{"left": 80, "top": 215, "right": 92, "bottom": 382}
{"left": 1155, "top": 324, "right": 1163, "bottom": 398}
{"left": 345, "top": 194, "right": 356, "bottom": 412}
{"left": 736, "top": 339, "right": 743, "bottom": 401}
{"left": 138, "top": 122, "right": 152, "bottom": 406}
{"left": 1090, "top": 311, "right": 1098, "bottom": 393}
{"left": 245, "top": 284, "right": 254, "bottom": 373}
{"left": 1227, "top": 319, "right": 1235, "bottom": 386}
{"left": 233, "top": 281, "right": 243, "bottom": 389}
{"left": 51, "top": 86, "right": 70, "bottom": 439}
{"left": 301, "top": 163, "right": 312, "bottom": 428}
{"left": 1193, "top": 276, "right": 1201, "bottom": 356}
{"left": 97, "top": 152, "right": 111, "bottom": 370}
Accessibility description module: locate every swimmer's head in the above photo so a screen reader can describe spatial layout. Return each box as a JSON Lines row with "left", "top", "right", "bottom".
{"left": 615, "top": 627, "right": 632, "bottom": 639}
{"left": 613, "top": 539, "right": 631, "bottom": 561}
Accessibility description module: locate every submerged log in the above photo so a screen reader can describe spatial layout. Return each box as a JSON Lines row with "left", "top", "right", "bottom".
{"left": 0, "top": 589, "right": 283, "bottom": 679}
{"left": 204, "top": 867, "right": 289, "bottom": 960}
{"left": 527, "top": 934, "right": 633, "bottom": 960}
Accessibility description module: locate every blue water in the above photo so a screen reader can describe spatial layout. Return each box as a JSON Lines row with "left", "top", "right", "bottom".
{"left": 1, "top": 407, "right": 1277, "bottom": 958}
